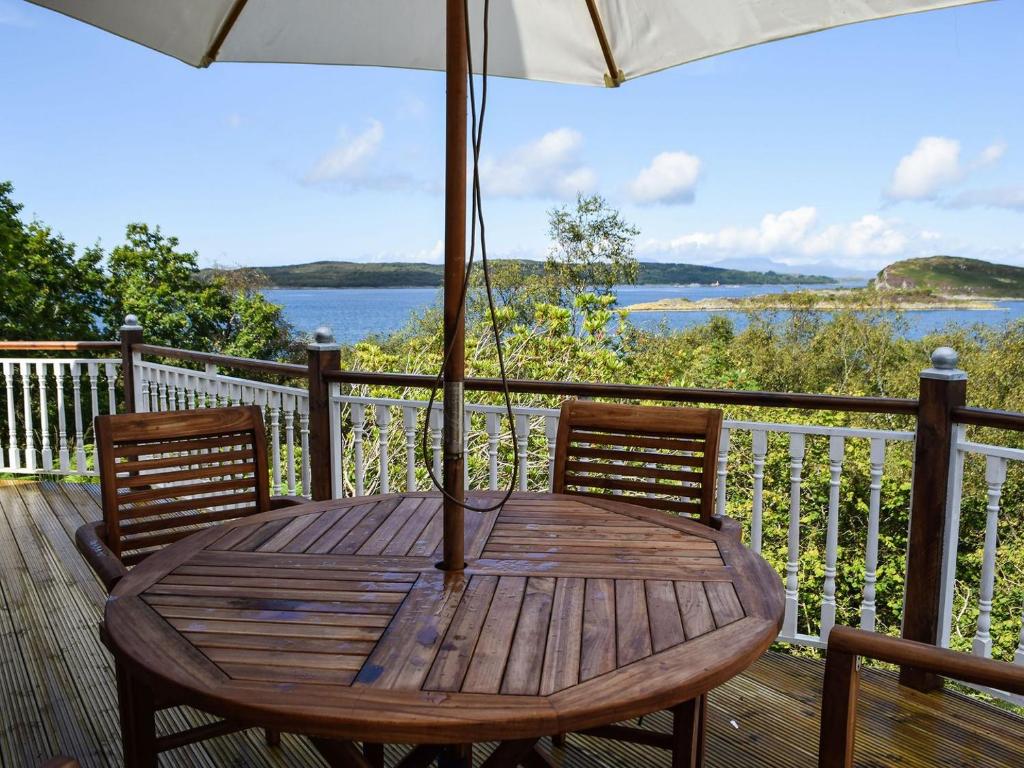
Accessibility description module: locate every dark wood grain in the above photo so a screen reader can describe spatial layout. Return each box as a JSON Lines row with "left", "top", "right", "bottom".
{"left": 102, "top": 491, "right": 783, "bottom": 745}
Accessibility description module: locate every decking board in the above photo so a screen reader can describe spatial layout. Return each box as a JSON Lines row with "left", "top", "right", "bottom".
{"left": 0, "top": 480, "right": 1021, "bottom": 767}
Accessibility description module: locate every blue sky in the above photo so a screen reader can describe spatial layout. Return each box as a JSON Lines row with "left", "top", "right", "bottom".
{"left": 1, "top": 0, "right": 1022, "bottom": 277}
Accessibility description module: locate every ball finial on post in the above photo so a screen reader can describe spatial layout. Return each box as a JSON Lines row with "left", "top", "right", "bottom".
{"left": 314, "top": 326, "right": 336, "bottom": 345}
{"left": 930, "top": 347, "right": 959, "bottom": 370}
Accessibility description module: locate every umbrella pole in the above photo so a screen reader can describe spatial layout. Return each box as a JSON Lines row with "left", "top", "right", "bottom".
{"left": 440, "top": 0, "right": 468, "bottom": 572}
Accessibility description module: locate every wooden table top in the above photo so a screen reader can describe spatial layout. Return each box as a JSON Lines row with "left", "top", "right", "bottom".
{"left": 105, "top": 492, "right": 784, "bottom": 744}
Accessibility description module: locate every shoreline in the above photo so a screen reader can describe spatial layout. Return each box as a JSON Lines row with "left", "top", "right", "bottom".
{"left": 625, "top": 297, "right": 1005, "bottom": 312}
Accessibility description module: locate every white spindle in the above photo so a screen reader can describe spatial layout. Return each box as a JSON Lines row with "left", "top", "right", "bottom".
{"left": 351, "top": 403, "right": 367, "bottom": 496}
{"left": 284, "top": 396, "right": 297, "bottom": 495}
{"left": 464, "top": 410, "right": 470, "bottom": 489}
{"left": 375, "top": 405, "right": 391, "bottom": 495}
{"left": 158, "top": 380, "right": 168, "bottom": 412}
{"left": 750, "top": 430, "right": 768, "bottom": 553}
{"left": 87, "top": 363, "right": 100, "bottom": 427}
{"left": 403, "top": 406, "right": 418, "bottom": 491}
{"left": 485, "top": 412, "right": 500, "bottom": 491}
{"left": 3, "top": 362, "right": 18, "bottom": 470}
{"left": 54, "top": 363, "right": 69, "bottom": 472}
{"left": 715, "top": 427, "right": 730, "bottom": 518}
{"left": 329, "top": 385, "right": 344, "bottom": 498}
{"left": 429, "top": 407, "right": 442, "bottom": 482}
{"left": 71, "top": 363, "right": 86, "bottom": 471}
{"left": 783, "top": 432, "right": 805, "bottom": 638}
{"left": 299, "top": 406, "right": 311, "bottom": 497}
{"left": 269, "top": 395, "right": 283, "bottom": 494}
{"left": 20, "top": 362, "right": 36, "bottom": 471}
{"left": 105, "top": 363, "right": 117, "bottom": 414}
{"left": 820, "top": 435, "right": 845, "bottom": 637}
{"left": 859, "top": 438, "right": 886, "bottom": 631}
{"left": 545, "top": 415, "right": 559, "bottom": 492}
{"left": 1015, "top": 617, "right": 1024, "bottom": 665}
{"left": 36, "top": 363, "right": 52, "bottom": 470}
{"left": 973, "top": 455, "right": 1007, "bottom": 658}
{"left": 939, "top": 426, "right": 967, "bottom": 649}
{"left": 516, "top": 413, "right": 530, "bottom": 491}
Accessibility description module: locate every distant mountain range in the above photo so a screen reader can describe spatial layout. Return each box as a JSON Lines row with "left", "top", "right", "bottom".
{"left": 204, "top": 260, "right": 835, "bottom": 289}
{"left": 872, "top": 256, "right": 1024, "bottom": 298}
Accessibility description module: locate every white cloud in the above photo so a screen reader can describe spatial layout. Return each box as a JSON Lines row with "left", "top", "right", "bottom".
{"left": 978, "top": 140, "right": 1008, "bottom": 167}
{"left": 886, "top": 137, "right": 1008, "bottom": 201}
{"left": 360, "top": 239, "right": 445, "bottom": 263}
{"left": 306, "top": 120, "right": 384, "bottom": 184}
{"left": 479, "top": 128, "right": 596, "bottom": 199}
{"left": 887, "top": 137, "right": 962, "bottom": 200}
{"left": 627, "top": 151, "right": 702, "bottom": 205}
{"left": 639, "top": 206, "right": 917, "bottom": 269}
{"left": 949, "top": 186, "right": 1024, "bottom": 212}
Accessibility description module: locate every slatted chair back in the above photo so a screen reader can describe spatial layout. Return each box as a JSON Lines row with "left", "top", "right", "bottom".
{"left": 95, "top": 405, "right": 271, "bottom": 566}
{"left": 553, "top": 400, "right": 723, "bottom": 525}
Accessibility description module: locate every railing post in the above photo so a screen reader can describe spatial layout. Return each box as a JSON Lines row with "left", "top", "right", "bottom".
{"left": 900, "top": 347, "right": 966, "bottom": 691}
{"left": 307, "top": 326, "right": 340, "bottom": 501}
{"left": 118, "top": 315, "right": 143, "bottom": 414}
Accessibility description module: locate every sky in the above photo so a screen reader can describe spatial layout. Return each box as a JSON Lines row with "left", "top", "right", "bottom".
{"left": 1, "top": 1, "right": 1022, "bottom": 277}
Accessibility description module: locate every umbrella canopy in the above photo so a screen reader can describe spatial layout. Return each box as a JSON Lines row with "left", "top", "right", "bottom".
{"left": 32, "top": 0, "right": 979, "bottom": 85}
{"left": 30, "top": 0, "right": 983, "bottom": 572}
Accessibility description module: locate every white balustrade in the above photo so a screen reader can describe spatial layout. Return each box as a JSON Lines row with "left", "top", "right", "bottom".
{"left": 0, "top": 358, "right": 120, "bottom": 477}
{"left": 133, "top": 360, "right": 310, "bottom": 497}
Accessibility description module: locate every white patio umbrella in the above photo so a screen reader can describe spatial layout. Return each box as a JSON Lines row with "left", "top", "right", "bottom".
{"left": 29, "top": 0, "right": 983, "bottom": 571}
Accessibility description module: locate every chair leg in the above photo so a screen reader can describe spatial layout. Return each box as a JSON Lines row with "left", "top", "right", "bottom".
{"left": 671, "top": 695, "right": 706, "bottom": 768}
{"left": 117, "top": 661, "right": 157, "bottom": 768}
{"left": 265, "top": 728, "right": 281, "bottom": 747}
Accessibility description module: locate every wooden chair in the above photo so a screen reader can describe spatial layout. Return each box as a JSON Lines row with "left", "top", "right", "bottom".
{"left": 552, "top": 400, "right": 734, "bottom": 767}
{"left": 553, "top": 399, "right": 731, "bottom": 530}
{"left": 818, "top": 626, "right": 1024, "bottom": 768}
{"left": 77, "top": 405, "right": 304, "bottom": 592}
{"left": 76, "top": 405, "right": 305, "bottom": 755}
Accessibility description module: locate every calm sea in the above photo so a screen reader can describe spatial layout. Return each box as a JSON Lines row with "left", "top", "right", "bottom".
{"left": 265, "top": 284, "right": 1024, "bottom": 344}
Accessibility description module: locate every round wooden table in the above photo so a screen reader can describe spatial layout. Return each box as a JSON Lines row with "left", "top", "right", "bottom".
{"left": 106, "top": 492, "right": 783, "bottom": 766}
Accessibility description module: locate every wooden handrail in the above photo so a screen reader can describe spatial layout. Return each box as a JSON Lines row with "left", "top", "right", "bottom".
{"left": 952, "top": 405, "right": 1024, "bottom": 432}
{"left": 324, "top": 369, "right": 918, "bottom": 415}
{"left": 134, "top": 344, "right": 307, "bottom": 378}
{"left": 819, "top": 626, "right": 1024, "bottom": 768}
{"left": 0, "top": 341, "right": 119, "bottom": 352}
{"left": 828, "top": 626, "right": 1024, "bottom": 692}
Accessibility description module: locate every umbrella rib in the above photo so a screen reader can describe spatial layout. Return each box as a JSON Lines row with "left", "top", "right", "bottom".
{"left": 583, "top": 0, "right": 623, "bottom": 87}
{"left": 200, "top": 0, "right": 250, "bottom": 68}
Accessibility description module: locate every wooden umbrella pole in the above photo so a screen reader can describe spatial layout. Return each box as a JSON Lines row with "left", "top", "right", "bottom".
{"left": 441, "top": 0, "right": 468, "bottom": 572}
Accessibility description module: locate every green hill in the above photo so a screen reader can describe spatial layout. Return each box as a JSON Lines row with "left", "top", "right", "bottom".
{"left": 872, "top": 256, "right": 1024, "bottom": 298}
{"left": 204, "top": 260, "right": 833, "bottom": 289}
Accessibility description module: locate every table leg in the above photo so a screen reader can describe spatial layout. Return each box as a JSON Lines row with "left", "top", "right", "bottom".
{"left": 363, "top": 742, "right": 385, "bottom": 767}
{"left": 117, "top": 660, "right": 157, "bottom": 768}
{"left": 671, "top": 695, "right": 707, "bottom": 768}
{"left": 480, "top": 739, "right": 538, "bottom": 768}
{"left": 438, "top": 744, "right": 473, "bottom": 768}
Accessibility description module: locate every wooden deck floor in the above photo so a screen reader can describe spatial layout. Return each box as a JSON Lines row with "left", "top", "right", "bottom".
{"left": 1, "top": 480, "right": 1021, "bottom": 768}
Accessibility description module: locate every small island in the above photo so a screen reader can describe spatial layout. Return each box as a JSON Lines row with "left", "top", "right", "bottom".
{"left": 627, "top": 256, "right": 1021, "bottom": 313}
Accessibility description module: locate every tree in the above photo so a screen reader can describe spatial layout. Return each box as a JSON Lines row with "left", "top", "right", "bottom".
{"left": 0, "top": 181, "right": 107, "bottom": 340}
{"left": 103, "top": 224, "right": 298, "bottom": 360}
{"left": 545, "top": 193, "right": 640, "bottom": 313}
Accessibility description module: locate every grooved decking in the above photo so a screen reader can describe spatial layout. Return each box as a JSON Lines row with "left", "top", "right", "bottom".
{"left": 1, "top": 480, "right": 1021, "bottom": 767}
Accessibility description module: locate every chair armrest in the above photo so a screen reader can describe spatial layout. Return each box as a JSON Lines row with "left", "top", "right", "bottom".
{"left": 75, "top": 522, "right": 127, "bottom": 593}
{"left": 709, "top": 514, "right": 742, "bottom": 541}
{"left": 818, "top": 626, "right": 1024, "bottom": 768}
{"left": 270, "top": 495, "right": 308, "bottom": 510}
